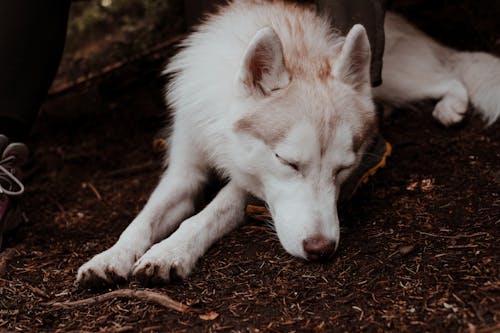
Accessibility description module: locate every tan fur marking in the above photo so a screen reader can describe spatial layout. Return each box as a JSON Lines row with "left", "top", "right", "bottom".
{"left": 318, "top": 111, "right": 338, "bottom": 155}
{"left": 284, "top": 16, "right": 293, "bottom": 33}
{"left": 234, "top": 112, "right": 291, "bottom": 147}
{"left": 318, "top": 60, "right": 332, "bottom": 81}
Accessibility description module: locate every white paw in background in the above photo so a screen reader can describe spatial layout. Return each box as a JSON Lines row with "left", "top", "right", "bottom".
{"left": 432, "top": 97, "right": 467, "bottom": 126}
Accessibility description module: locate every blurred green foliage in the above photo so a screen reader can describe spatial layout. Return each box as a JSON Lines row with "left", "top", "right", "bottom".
{"left": 60, "top": 0, "right": 184, "bottom": 80}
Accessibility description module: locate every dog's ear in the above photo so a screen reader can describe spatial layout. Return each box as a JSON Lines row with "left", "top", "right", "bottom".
{"left": 333, "top": 24, "right": 371, "bottom": 94}
{"left": 239, "top": 27, "right": 290, "bottom": 96}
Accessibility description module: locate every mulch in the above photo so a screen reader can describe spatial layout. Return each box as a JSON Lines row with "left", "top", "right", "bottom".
{"left": 1, "top": 1, "right": 499, "bottom": 332}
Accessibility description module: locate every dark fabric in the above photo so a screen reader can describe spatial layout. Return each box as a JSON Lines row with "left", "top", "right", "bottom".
{"left": 316, "top": 0, "right": 388, "bottom": 87}
{"left": 184, "top": 0, "right": 225, "bottom": 26}
{"left": 0, "top": 1, "right": 71, "bottom": 139}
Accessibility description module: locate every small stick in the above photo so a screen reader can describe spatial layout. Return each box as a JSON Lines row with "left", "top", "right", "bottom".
{"left": 48, "top": 34, "right": 186, "bottom": 97}
{"left": 46, "top": 289, "right": 189, "bottom": 313}
{"left": 25, "top": 283, "right": 50, "bottom": 299}
{"left": 479, "top": 323, "right": 500, "bottom": 333}
{"left": 416, "top": 231, "right": 489, "bottom": 239}
{"left": 103, "top": 161, "right": 162, "bottom": 179}
{"left": 81, "top": 182, "right": 102, "bottom": 200}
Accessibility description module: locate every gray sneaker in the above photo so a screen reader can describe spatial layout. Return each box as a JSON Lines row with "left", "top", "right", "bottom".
{"left": 0, "top": 134, "right": 29, "bottom": 249}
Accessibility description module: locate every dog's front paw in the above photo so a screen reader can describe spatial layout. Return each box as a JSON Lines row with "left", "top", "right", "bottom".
{"left": 77, "top": 245, "right": 138, "bottom": 289}
{"left": 432, "top": 97, "right": 467, "bottom": 127}
{"left": 132, "top": 241, "right": 196, "bottom": 285}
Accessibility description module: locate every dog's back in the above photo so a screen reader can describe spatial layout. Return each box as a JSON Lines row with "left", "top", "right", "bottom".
{"left": 377, "top": 12, "right": 500, "bottom": 125}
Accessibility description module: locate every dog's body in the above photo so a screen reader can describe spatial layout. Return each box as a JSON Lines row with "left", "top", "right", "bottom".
{"left": 77, "top": 0, "right": 499, "bottom": 286}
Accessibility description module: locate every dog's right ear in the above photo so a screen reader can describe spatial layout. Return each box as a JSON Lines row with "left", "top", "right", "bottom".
{"left": 238, "top": 27, "right": 290, "bottom": 96}
{"left": 333, "top": 24, "right": 371, "bottom": 94}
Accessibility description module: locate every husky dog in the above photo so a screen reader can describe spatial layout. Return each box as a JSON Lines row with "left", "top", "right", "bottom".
{"left": 77, "top": 0, "right": 499, "bottom": 286}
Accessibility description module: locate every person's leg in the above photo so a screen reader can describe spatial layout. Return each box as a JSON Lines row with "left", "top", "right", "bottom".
{"left": 316, "top": 0, "right": 389, "bottom": 87}
{"left": 0, "top": 1, "right": 71, "bottom": 248}
{"left": 0, "top": 1, "right": 71, "bottom": 140}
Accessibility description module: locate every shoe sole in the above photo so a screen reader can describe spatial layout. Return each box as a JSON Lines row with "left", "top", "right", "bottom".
{"left": 2, "top": 142, "right": 29, "bottom": 166}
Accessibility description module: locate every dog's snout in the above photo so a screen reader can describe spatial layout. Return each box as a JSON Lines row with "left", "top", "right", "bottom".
{"left": 302, "top": 235, "right": 337, "bottom": 261}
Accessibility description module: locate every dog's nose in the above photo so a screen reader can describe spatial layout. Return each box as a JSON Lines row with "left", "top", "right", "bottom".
{"left": 303, "top": 236, "right": 337, "bottom": 261}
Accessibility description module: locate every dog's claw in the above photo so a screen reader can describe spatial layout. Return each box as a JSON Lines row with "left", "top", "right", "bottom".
{"left": 77, "top": 268, "right": 112, "bottom": 290}
{"left": 133, "top": 263, "right": 170, "bottom": 286}
{"left": 104, "top": 268, "right": 127, "bottom": 285}
{"left": 169, "top": 265, "right": 182, "bottom": 282}
{"left": 131, "top": 245, "right": 195, "bottom": 286}
{"left": 76, "top": 246, "right": 137, "bottom": 289}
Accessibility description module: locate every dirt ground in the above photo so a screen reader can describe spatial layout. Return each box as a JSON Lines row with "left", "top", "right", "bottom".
{"left": 1, "top": 1, "right": 499, "bottom": 332}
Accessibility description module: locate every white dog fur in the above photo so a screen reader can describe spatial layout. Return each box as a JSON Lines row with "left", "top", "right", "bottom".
{"left": 77, "top": 0, "right": 499, "bottom": 286}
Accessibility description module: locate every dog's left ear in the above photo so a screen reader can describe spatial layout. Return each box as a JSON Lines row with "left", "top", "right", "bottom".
{"left": 239, "top": 27, "right": 290, "bottom": 96}
{"left": 333, "top": 24, "right": 371, "bottom": 94}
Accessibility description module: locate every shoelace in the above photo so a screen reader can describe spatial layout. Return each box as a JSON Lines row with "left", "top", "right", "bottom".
{"left": 0, "top": 155, "right": 24, "bottom": 196}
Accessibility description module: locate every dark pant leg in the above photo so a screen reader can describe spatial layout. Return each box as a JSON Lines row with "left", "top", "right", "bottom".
{"left": 0, "top": 1, "right": 71, "bottom": 140}
{"left": 316, "top": 0, "right": 388, "bottom": 87}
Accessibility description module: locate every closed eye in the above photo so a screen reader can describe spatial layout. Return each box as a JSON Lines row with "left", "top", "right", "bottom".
{"left": 275, "top": 153, "right": 299, "bottom": 171}
{"left": 334, "top": 164, "right": 353, "bottom": 176}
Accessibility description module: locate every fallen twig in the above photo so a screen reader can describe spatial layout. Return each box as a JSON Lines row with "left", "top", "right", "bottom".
{"left": 479, "top": 323, "right": 500, "bottom": 333}
{"left": 46, "top": 289, "right": 189, "bottom": 313}
{"left": 81, "top": 182, "right": 102, "bottom": 201}
{"left": 0, "top": 309, "right": 19, "bottom": 316}
{"left": 416, "top": 231, "right": 490, "bottom": 239}
{"left": 48, "top": 34, "right": 186, "bottom": 97}
{"left": 25, "top": 283, "right": 50, "bottom": 299}
{"left": 102, "top": 161, "right": 162, "bottom": 179}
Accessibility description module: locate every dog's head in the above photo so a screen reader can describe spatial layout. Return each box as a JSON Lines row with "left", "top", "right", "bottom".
{"left": 231, "top": 25, "right": 378, "bottom": 260}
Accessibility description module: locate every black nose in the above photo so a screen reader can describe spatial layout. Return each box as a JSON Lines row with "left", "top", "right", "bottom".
{"left": 303, "top": 236, "right": 337, "bottom": 261}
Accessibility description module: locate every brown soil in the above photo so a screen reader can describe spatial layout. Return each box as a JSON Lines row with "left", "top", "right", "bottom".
{"left": 1, "top": 2, "right": 499, "bottom": 332}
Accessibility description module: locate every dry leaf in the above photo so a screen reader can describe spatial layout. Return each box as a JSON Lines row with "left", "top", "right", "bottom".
{"left": 152, "top": 138, "right": 168, "bottom": 153}
{"left": 199, "top": 311, "right": 219, "bottom": 321}
{"left": 399, "top": 245, "right": 415, "bottom": 255}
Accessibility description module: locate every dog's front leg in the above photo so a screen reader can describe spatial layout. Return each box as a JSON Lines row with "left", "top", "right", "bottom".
{"left": 76, "top": 157, "right": 207, "bottom": 288}
{"left": 132, "top": 180, "right": 246, "bottom": 284}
